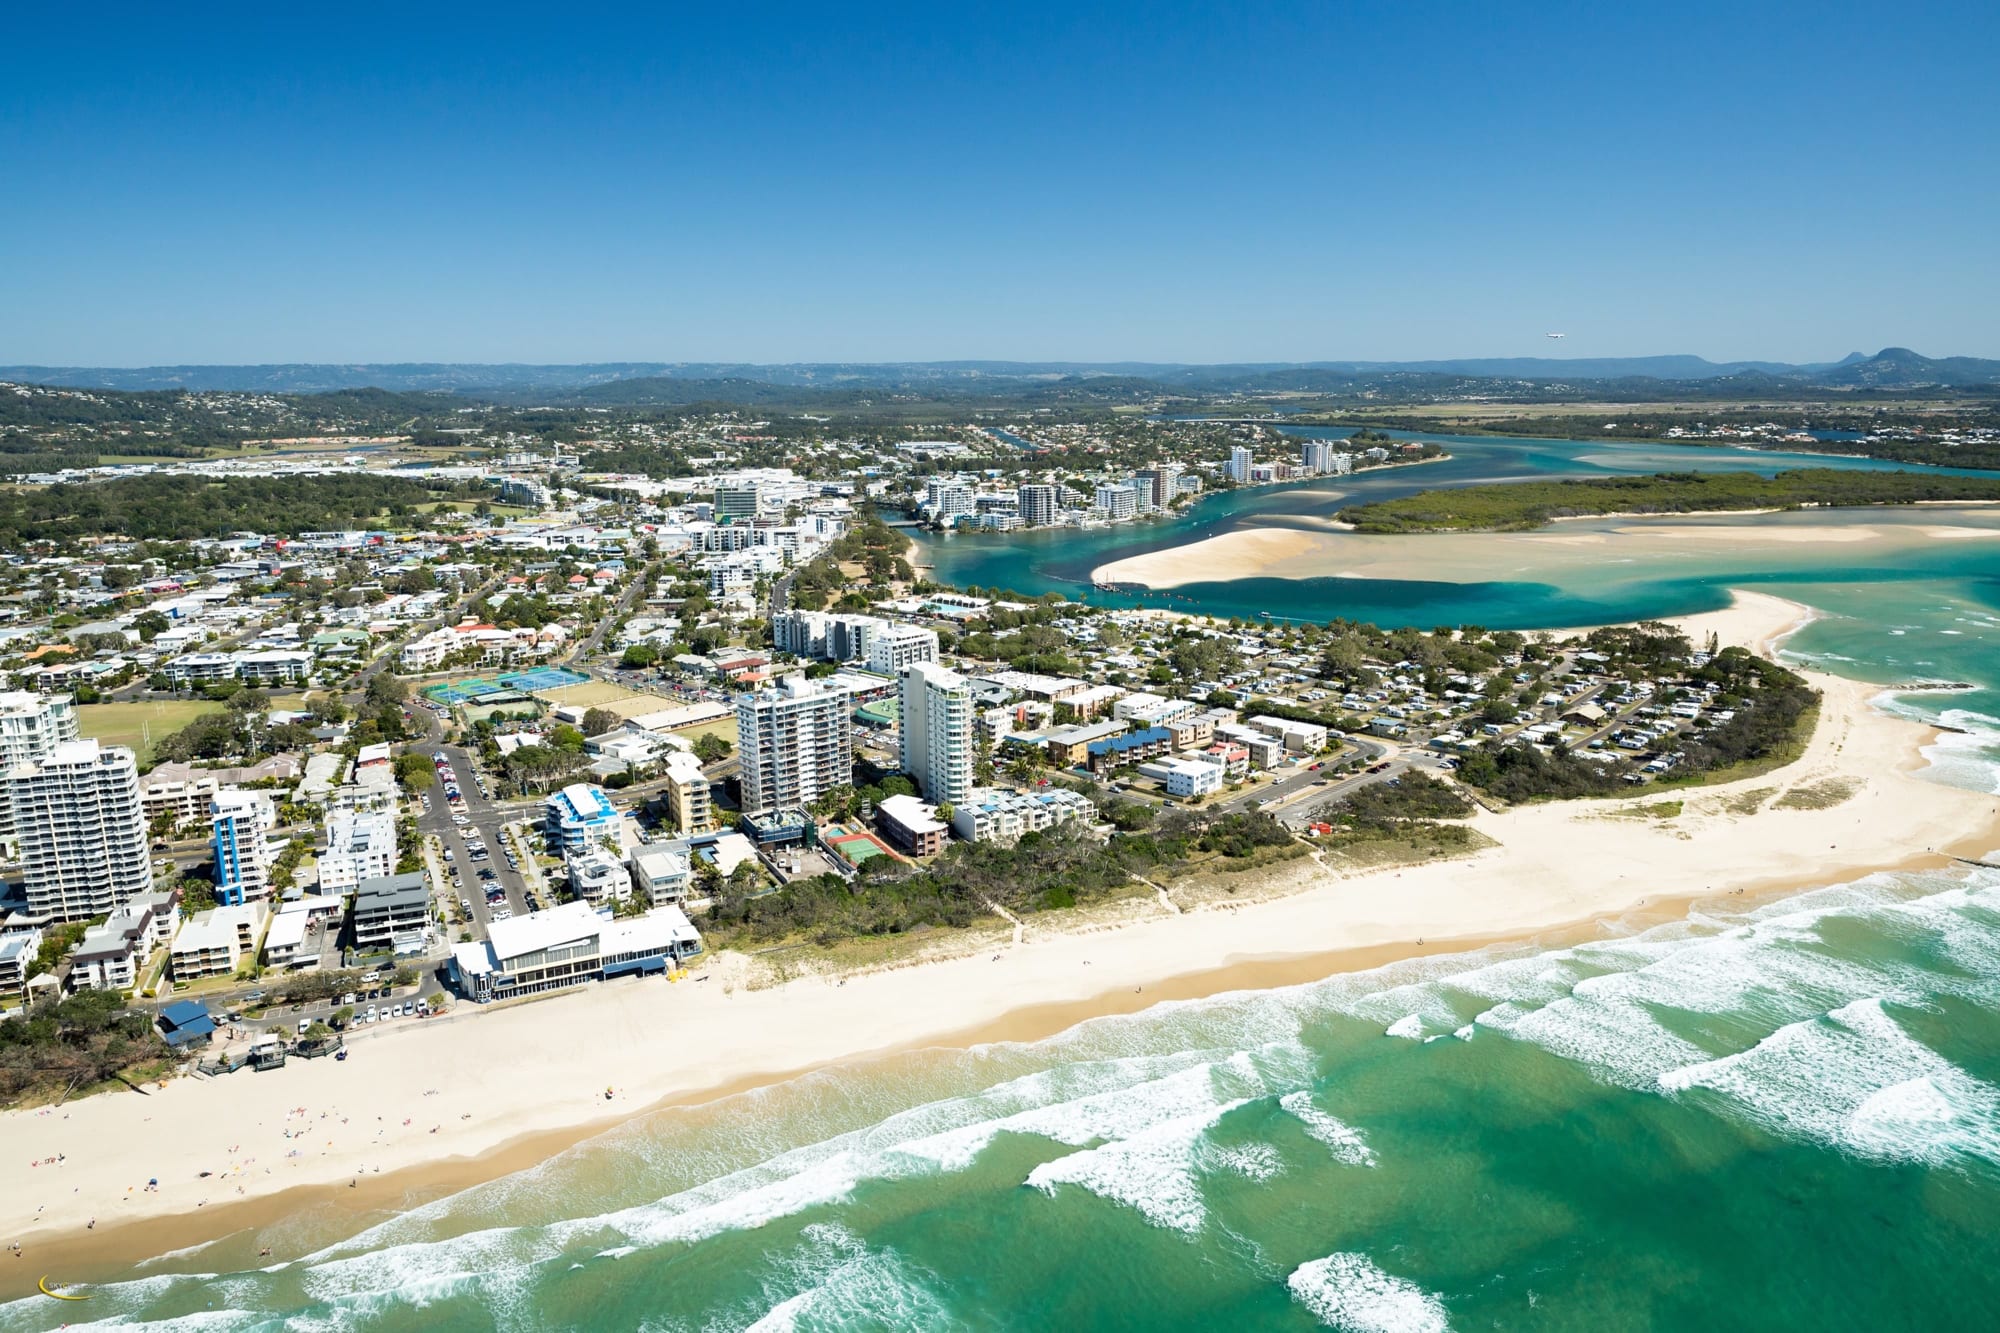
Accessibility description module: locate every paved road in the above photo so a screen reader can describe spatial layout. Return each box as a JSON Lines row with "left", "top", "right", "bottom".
{"left": 410, "top": 726, "right": 543, "bottom": 937}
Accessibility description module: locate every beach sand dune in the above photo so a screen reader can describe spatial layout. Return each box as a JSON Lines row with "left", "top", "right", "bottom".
{"left": 4, "top": 592, "right": 1994, "bottom": 1275}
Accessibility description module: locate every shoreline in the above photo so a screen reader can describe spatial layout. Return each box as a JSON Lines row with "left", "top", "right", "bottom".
{"left": 6, "top": 590, "right": 1999, "bottom": 1288}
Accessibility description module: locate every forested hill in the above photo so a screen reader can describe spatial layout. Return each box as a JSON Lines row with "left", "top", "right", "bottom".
{"left": 0, "top": 473, "right": 465, "bottom": 545}
{"left": 1337, "top": 469, "right": 2000, "bottom": 533}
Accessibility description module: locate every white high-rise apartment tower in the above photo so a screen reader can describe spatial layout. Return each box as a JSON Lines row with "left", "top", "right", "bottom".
{"left": 9, "top": 739, "right": 154, "bottom": 922}
{"left": 899, "top": 662, "right": 975, "bottom": 807}
{"left": 736, "top": 674, "right": 855, "bottom": 817}
{"left": 0, "top": 691, "right": 80, "bottom": 848}
{"left": 1015, "top": 484, "right": 1060, "bottom": 527}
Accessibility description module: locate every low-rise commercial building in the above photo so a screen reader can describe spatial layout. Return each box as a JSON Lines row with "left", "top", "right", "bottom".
{"left": 448, "top": 900, "right": 702, "bottom": 1003}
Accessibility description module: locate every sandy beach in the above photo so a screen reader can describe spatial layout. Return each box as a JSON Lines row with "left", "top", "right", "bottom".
{"left": 5, "top": 590, "right": 1997, "bottom": 1280}
{"left": 1091, "top": 507, "right": 2000, "bottom": 589}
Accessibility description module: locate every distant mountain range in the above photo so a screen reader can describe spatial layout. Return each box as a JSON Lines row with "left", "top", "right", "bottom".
{"left": 2, "top": 349, "right": 1995, "bottom": 396}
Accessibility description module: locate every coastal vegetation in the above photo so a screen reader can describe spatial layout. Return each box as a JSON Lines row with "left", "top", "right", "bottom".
{"left": 703, "top": 810, "right": 1299, "bottom": 948}
{"left": 1338, "top": 468, "right": 2000, "bottom": 533}
{"left": 1307, "top": 771, "right": 1480, "bottom": 858}
{"left": 0, "top": 989, "right": 168, "bottom": 1106}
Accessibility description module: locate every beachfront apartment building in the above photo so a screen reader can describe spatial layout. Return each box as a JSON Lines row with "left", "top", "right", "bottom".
{"left": 949, "top": 785, "right": 1097, "bottom": 844}
{"left": 210, "top": 788, "right": 278, "bottom": 906}
{"left": 10, "top": 739, "right": 154, "bottom": 922}
{"left": 351, "top": 871, "right": 430, "bottom": 955}
{"left": 1146, "top": 756, "right": 1226, "bottom": 798}
{"left": 170, "top": 901, "right": 268, "bottom": 981}
{"left": 1228, "top": 445, "right": 1253, "bottom": 483}
{"left": 448, "top": 899, "right": 702, "bottom": 1003}
{"left": 545, "top": 783, "right": 623, "bottom": 858}
{"left": 0, "top": 691, "right": 79, "bottom": 847}
{"left": 736, "top": 674, "right": 854, "bottom": 818}
{"left": 877, "top": 792, "right": 949, "bottom": 857}
{"left": 0, "top": 930, "right": 40, "bottom": 994}
{"left": 318, "top": 810, "right": 396, "bottom": 895}
{"left": 900, "top": 661, "right": 975, "bottom": 806}
{"left": 68, "top": 893, "right": 179, "bottom": 992}
{"left": 628, "top": 842, "right": 693, "bottom": 904}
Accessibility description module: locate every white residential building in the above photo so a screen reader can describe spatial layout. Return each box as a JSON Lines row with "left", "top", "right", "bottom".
{"left": 949, "top": 786, "right": 1096, "bottom": 844}
{"left": 318, "top": 809, "right": 397, "bottom": 895}
{"left": 863, "top": 623, "right": 939, "bottom": 676}
{"left": 1094, "top": 483, "right": 1139, "bottom": 521}
{"left": 923, "top": 478, "right": 977, "bottom": 525}
{"left": 1152, "top": 756, "right": 1225, "bottom": 798}
{"left": 1228, "top": 445, "right": 1253, "bottom": 482}
{"left": 629, "top": 842, "right": 693, "bottom": 904}
{"left": 171, "top": 902, "right": 268, "bottom": 981}
{"left": 899, "top": 661, "right": 975, "bottom": 806}
{"left": 1016, "top": 483, "right": 1060, "bottom": 528}
{"left": 0, "top": 691, "right": 80, "bottom": 846}
{"left": 10, "top": 740, "right": 153, "bottom": 922}
{"left": 736, "top": 674, "right": 854, "bottom": 817}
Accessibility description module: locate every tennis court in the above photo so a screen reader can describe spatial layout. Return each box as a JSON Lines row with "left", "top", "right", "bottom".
{"left": 499, "top": 666, "right": 591, "bottom": 692}
{"left": 422, "top": 666, "right": 590, "bottom": 705}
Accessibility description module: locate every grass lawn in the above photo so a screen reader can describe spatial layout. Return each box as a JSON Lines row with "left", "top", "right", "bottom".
{"left": 77, "top": 700, "right": 225, "bottom": 767}
{"left": 540, "top": 680, "right": 640, "bottom": 708}
{"left": 675, "top": 719, "right": 738, "bottom": 750}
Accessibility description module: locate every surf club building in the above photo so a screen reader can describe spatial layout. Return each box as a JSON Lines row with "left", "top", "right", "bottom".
{"left": 448, "top": 899, "right": 702, "bottom": 1003}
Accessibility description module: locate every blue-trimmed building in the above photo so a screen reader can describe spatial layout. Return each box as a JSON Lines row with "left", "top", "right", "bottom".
{"left": 210, "top": 789, "right": 277, "bottom": 906}
{"left": 544, "top": 783, "right": 622, "bottom": 857}
{"left": 1085, "top": 726, "right": 1174, "bottom": 774}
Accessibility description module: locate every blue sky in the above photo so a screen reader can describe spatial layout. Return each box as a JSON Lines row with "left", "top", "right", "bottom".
{"left": 3, "top": 1, "right": 1995, "bottom": 365}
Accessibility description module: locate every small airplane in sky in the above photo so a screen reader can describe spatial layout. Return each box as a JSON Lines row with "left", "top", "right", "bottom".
{"left": 1546, "top": 332, "right": 1567, "bottom": 340}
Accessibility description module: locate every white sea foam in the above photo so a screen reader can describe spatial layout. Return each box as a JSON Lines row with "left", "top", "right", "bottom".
{"left": 744, "top": 1223, "right": 959, "bottom": 1333}
{"left": 1287, "top": 1252, "right": 1451, "bottom": 1331}
{"left": 1026, "top": 1099, "right": 1250, "bottom": 1233}
{"left": 1214, "top": 1141, "right": 1285, "bottom": 1180}
{"left": 1658, "top": 997, "right": 2000, "bottom": 1166}
{"left": 1280, "top": 1091, "right": 1377, "bottom": 1166}
{"left": 1384, "top": 1015, "right": 1424, "bottom": 1040}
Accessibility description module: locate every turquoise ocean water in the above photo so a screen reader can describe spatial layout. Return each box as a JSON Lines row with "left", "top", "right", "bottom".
{"left": 8, "top": 435, "right": 2000, "bottom": 1330}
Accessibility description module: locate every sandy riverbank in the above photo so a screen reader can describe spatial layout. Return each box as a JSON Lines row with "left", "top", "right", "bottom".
{"left": 5, "top": 590, "right": 1997, "bottom": 1280}
{"left": 1091, "top": 506, "right": 2000, "bottom": 589}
